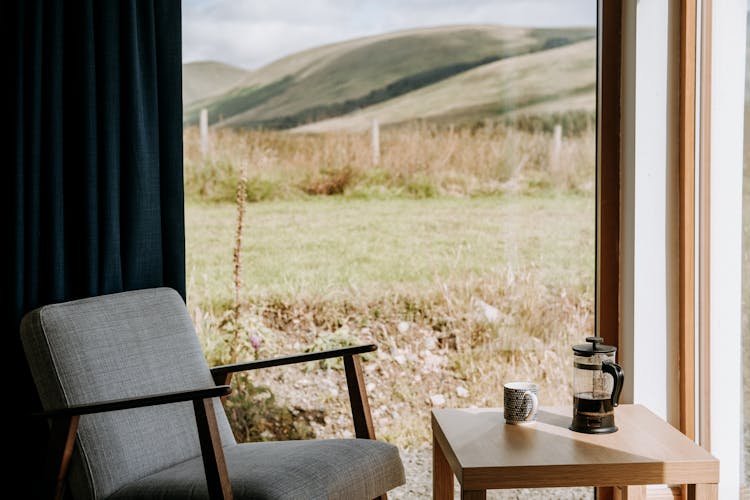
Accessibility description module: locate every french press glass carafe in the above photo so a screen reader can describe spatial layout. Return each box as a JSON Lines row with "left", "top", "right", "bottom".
{"left": 570, "top": 336, "right": 624, "bottom": 434}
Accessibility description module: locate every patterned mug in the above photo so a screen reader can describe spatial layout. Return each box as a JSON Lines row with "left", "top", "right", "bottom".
{"left": 503, "top": 382, "right": 539, "bottom": 424}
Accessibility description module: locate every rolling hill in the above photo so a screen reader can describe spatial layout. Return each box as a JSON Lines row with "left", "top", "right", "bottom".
{"left": 183, "top": 61, "right": 249, "bottom": 106}
{"left": 293, "top": 39, "right": 595, "bottom": 133}
{"left": 183, "top": 24, "right": 596, "bottom": 130}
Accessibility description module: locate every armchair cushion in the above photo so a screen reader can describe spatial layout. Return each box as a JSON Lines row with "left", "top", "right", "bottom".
{"left": 21, "top": 288, "right": 236, "bottom": 499}
{"left": 22, "top": 287, "right": 405, "bottom": 499}
{"left": 109, "top": 439, "right": 405, "bottom": 500}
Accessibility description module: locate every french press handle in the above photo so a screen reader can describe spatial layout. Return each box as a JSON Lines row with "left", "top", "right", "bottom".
{"left": 602, "top": 360, "right": 624, "bottom": 407}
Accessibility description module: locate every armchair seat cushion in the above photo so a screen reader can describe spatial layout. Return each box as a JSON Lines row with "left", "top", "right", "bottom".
{"left": 108, "top": 439, "right": 405, "bottom": 500}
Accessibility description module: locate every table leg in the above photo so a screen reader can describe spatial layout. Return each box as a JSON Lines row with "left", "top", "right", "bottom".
{"left": 614, "top": 485, "right": 647, "bottom": 499}
{"left": 687, "top": 483, "right": 718, "bottom": 499}
{"left": 460, "top": 490, "right": 486, "bottom": 500}
{"left": 596, "top": 486, "right": 615, "bottom": 500}
{"left": 433, "top": 435, "right": 454, "bottom": 500}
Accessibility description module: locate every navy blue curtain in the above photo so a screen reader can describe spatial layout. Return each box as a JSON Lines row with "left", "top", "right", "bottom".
{"left": 5, "top": 0, "right": 185, "bottom": 475}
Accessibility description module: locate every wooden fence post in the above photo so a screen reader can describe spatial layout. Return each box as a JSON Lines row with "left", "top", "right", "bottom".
{"left": 371, "top": 119, "right": 380, "bottom": 167}
{"left": 200, "top": 108, "right": 209, "bottom": 159}
{"left": 550, "top": 123, "right": 562, "bottom": 173}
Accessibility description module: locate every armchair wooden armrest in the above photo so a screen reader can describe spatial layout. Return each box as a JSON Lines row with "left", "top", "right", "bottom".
{"left": 38, "top": 385, "right": 233, "bottom": 500}
{"left": 211, "top": 344, "right": 379, "bottom": 440}
{"left": 35, "top": 385, "right": 232, "bottom": 417}
{"left": 210, "top": 344, "right": 376, "bottom": 377}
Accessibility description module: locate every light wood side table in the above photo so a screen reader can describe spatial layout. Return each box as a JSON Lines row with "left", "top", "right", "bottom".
{"left": 432, "top": 404, "right": 719, "bottom": 499}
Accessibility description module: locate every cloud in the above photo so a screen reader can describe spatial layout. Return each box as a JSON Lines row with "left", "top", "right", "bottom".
{"left": 182, "top": 0, "right": 595, "bottom": 69}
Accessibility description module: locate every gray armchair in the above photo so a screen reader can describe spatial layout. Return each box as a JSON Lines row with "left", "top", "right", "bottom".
{"left": 21, "top": 287, "right": 405, "bottom": 499}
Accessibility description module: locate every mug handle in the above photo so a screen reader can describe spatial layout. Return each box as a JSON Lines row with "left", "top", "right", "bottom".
{"left": 523, "top": 391, "right": 538, "bottom": 421}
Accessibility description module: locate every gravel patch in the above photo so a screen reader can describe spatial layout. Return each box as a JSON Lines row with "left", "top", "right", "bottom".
{"left": 389, "top": 447, "right": 594, "bottom": 499}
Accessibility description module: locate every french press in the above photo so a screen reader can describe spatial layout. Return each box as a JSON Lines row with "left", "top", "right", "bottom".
{"left": 570, "top": 336, "right": 624, "bottom": 434}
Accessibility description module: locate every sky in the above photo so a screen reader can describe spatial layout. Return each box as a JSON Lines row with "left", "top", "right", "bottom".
{"left": 182, "top": 0, "right": 596, "bottom": 69}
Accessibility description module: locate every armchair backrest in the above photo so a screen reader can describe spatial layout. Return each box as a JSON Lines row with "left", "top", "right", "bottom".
{"left": 21, "top": 288, "right": 236, "bottom": 499}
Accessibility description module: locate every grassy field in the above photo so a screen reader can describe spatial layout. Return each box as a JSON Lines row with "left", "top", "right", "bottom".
{"left": 186, "top": 195, "right": 595, "bottom": 446}
{"left": 187, "top": 196, "right": 594, "bottom": 306}
{"left": 183, "top": 120, "right": 597, "bottom": 447}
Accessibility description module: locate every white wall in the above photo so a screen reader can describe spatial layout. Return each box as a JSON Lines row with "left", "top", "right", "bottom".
{"left": 620, "top": 0, "right": 681, "bottom": 425}
{"left": 707, "top": 1, "right": 745, "bottom": 497}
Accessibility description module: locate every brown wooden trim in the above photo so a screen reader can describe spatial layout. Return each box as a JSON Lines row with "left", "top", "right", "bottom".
{"left": 193, "top": 398, "right": 234, "bottom": 499}
{"left": 212, "top": 372, "right": 234, "bottom": 404}
{"left": 600, "top": 486, "right": 683, "bottom": 499}
{"left": 35, "top": 385, "right": 232, "bottom": 418}
{"left": 678, "top": 0, "right": 697, "bottom": 443}
{"left": 687, "top": 483, "right": 718, "bottom": 499}
{"left": 614, "top": 485, "right": 648, "bottom": 499}
{"left": 698, "top": 0, "right": 712, "bottom": 453}
{"left": 42, "top": 415, "right": 80, "bottom": 500}
{"left": 601, "top": 485, "right": 682, "bottom": 499}
{"left": 648, "top": 486, "right": 683, "bottom": 499}
{"left": 210, "top": 344, "right": 377, "bottom": 377}
{"left": 212, "top": 372, "right": 233, "bottom": 387}
{"left": 460, "top": 490, "right": 486, "bottom": 500}
{"left": 597, "top": 486, "right": 615, "bottom": 500}
{"left": 343, "top": 354, "right": 376, "bottom": 439}
{"left": 597, "top": 0, "right": 623, "bottom": 352}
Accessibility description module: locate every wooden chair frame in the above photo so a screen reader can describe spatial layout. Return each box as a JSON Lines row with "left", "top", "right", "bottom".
{"left": 39, "top": 344, "right": 383, "bottom": 500}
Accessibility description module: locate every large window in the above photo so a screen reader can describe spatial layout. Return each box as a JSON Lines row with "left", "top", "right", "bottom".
{"left": 183, "top": 1, "right": 598, "bottom": 496}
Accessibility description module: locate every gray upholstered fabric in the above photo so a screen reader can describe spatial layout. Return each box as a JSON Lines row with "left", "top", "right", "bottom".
{"left": 22, "top": 287, "right": 406, "bottom": 499}
{"left": 109, "top": 439, "right": 405, "bottom": 500}
{"left": 21, "top": 288, "right": 236, "bottom": 499}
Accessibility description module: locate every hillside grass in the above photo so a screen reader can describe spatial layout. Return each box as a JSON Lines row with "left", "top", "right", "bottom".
{"left": 294, "top": 39, "right": 595, "bottom": 133}
{"left": 184, "top": 25, "right": 595, "bottom": 128}
{"left": 183, "top": 61, "right": 248, "bottom": 106}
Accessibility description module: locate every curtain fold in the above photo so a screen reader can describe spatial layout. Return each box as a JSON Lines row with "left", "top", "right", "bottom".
{"left": 6, "top": 0, "right": 185, "bottom": 476}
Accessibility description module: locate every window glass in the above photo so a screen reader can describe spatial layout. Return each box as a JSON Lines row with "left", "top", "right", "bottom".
{"left": 742, "top": 1, "right": 750, "bottom": 488}
{"left": 183, "top": 1, "right": 597, "bottom": 495}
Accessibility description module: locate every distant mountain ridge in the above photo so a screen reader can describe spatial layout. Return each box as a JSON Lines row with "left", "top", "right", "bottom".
{"left": 183, "top": 24, "right": 596, "bottom": 131}
{"left": 183, "top": 61, "right": 249, "bottom": 106}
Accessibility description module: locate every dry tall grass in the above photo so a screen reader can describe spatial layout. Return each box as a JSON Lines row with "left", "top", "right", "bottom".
{"left": 184, "top": 123, "right": 595, "bottom": 202}
{"left": 191, "top": 267, "right": 593, "bottom": 447}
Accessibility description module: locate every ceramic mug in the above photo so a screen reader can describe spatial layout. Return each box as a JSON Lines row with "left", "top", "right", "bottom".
{"left": 503, "top": 382, "right": 539, "bottom": 424}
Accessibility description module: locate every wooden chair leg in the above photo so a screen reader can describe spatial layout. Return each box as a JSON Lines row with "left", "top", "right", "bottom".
{"left": 193, "top": 398, "right": 233, "bottom": 500}
{"left": 42, "top": 415, "right": 80, "bottom": 500}
{"left": 345, "top": 355, "right": 389, "bottom": 500}
{"left": 344, "top": 354, "right": 376, "bottom": 439}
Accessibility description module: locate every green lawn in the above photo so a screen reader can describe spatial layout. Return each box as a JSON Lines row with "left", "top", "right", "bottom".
{"left": 186, "top": 194, "right": 596, "bottom": 446}
{"left": 186, "top": 195, "right": 595, "bottom": 308}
